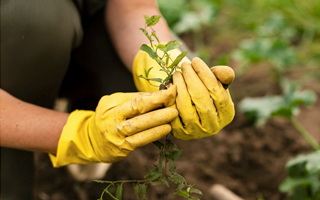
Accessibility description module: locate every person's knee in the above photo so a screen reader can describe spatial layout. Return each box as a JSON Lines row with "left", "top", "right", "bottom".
{"left": 1, "top": 0, "right": 83, "bottom": 106}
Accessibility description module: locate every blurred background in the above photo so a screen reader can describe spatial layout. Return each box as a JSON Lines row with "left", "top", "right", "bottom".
{"left": 34, "top": 0, "right": 320, "bottom": 199}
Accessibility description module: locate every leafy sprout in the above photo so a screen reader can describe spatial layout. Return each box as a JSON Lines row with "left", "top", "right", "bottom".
{"left": 138, "top": 15, "right": 187, "bottom": 87}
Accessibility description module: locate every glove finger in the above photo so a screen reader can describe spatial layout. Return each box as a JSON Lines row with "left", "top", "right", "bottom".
{"left": 119, "top": 85, "right": 177, "bottom": 119}
{"left": 172, "top": 71, "right": 200, "bottom": 126}
{"left": 191, "top": 58, "right": 234, "bottom": 122}
{"left": 210, "top": 65, "right": 235, "bottom": 88}
{"left": 119, "top": 107, "right": 178, "bottom": 136}
{"left": 191, "top": 57, "right": 221, "bottom": 93}
{"left": 125, "top": 124, "right": 171, "bottom": 150}
{"left": 181, "top": 62, "right": 218, "bottom": 130}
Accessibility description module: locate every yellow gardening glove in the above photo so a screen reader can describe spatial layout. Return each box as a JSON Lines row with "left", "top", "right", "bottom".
{"left": 170, "top": 57, "right": 235, "bottom": 140}
{"left": 49, "top": 86, "right": 178, "bottom": 167}
{"left": 133, "top": 48, "right": 190, "bottom": 92}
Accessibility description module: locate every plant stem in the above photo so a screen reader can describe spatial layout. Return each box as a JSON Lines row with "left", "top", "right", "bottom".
{"left": 96, "top": 180, "right": 147, "bottom": 184}
{"left": 290, "top": 117, "right": 320, "bottom": 151}
{"left": 164, "top": 137, "right": 168, "bottom": 177}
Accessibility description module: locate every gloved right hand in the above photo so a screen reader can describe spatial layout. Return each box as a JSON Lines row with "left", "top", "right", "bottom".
{"left": 49, "top": 86, "right": 178, "bottom": 167}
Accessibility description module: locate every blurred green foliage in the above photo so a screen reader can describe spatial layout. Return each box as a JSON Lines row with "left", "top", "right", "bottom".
{"left": 239, "top": 79, "right": 317, "bottom": 126}
{"left": 157, "top": 0, "right": 320, "bottom": 78}
{"left": 157, "top": 0, "right": 217, "bottom": 34}
{"left": 279, "top": 150, "right": 320, "bottom": 200}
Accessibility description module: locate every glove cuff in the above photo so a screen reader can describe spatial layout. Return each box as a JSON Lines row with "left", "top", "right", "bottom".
{"left": 49, "top": 110, "right": 99, "bottom": 168}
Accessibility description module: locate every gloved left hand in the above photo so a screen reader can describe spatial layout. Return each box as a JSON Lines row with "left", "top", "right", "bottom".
{"left": 49, "top": 86, "right": 178, "bottom": 167}
{"left": 170, "top": 58, "right": 235, "bottom": 140}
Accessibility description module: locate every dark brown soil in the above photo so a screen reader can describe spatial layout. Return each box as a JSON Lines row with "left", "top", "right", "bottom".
{"left": 35, "top": 65, "right": 320, "bottom": 200}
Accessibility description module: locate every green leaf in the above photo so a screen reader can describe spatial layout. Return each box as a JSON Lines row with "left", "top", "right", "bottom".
{"left": 166, "top": 139, "right": 180, "bottom": 151}
{"left": 148, "top": 172, "right": 161, "bottom": 182}
{"left": 169, "top": 159, "right": 177, "bottom": 172}
{"left": 145, "top": 67, "right": 153, "bottom": 78}
{"left": 239, "top": 95, "right": 290, "bottom": 126}
{"left": 140, "top": 184, "right": 147, "bottom": 200}
{"left": 239, "top": 80, "right": 317, "bottom": 127}
{"left": 162, "top": 178, "right": 170, "bottom": 187}
{"left": 165, "top": 40, "right": 182, "bottom": 52}
{"left": 143, "top": 15, "right": 149, "bottom": 21}
{"left": 168, "top": 149, "right": 182, "bottom": 161}
{"left": 134, "top": 184, "right": 140, "bottom": 200}
{"left": 279, "top": 176, "right": 319, "bottom": 192}
{"left": 156, "top": 44, "right": 166, "bottom": 52}
{"left": 159, "top": 152, "right": 165, "bottom": 168}
{"left": 286, "top": 150, "right": 320, "bottom": 177}
{"left": 145, "top": 167, "right": 162, "bottom": 182}
{"left": 139, "top": 28, "right": 152, "bottom": 42}
{"left": 154, "top": 177, "right": 169, "bottom": 187}
{"left": 148, "top": 78, "right": 163, "bottom": 83}
{"left": 153, "top": 141, "right": 164, "bottom": 150}
{"left": 172, "top": 12, "right": 202, "bottom": 34}
{"left": 176, "top": 183, "right": 186, "bottom": 192}
{"left": 140, "top": 44, "right": 157, "bottom": 59}
{"left": 146, "top": 15, "right": 161, "bottom": 27}
{"left": 279, "top": 150, "right": 320, "bottom": 199}
{"left": 138, "top": 75, "right": 163, "bottom": 84}
{"left": 174, "top": 190, "right": 189, "bottom": 198}
{"left": 155, "top": 58, "right": 166, "bottom": 65}
{"left": 138, "top": 74, "right": 147, "bottom": 79}
{"left": 169, "top": 173, "right": 184, "bottom": 184}
{"left": 168, "top": 51, "right": 187, "bottom": 68}
{"left": 166, "top": 55, "right": 170, "bottom": 65}
{"left": 116, "top": 184, "right": 123, "bottom": 200}
{"left": 152, "top": 32, "right": 161, "bottom": 44}
{"left": 163, "top": 75, "right": 173, "bottom": 83}
{"left": 189, "top": 187, "right": 202, "bottom": 195}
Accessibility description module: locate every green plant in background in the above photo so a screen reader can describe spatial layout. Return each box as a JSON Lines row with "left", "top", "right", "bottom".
{"left": 239, "top": 79, "right": 320, "bottom": 199}
{"left": 95, "top": 15, "right": 202, "bottom": 200}
{"left": 239, "top": 79, "right": 318, "bottom": 150}
{"left": 232, "top": 13, "right": 298, "bottom": 76}
{"left": 158, "top": 0, "right": 217, "bottom": 34}
{"left": 157, "top": 0, "right": 218, "bottom": 62}
{"left": 279, "top": 150, "right": 320, "bottom": 200}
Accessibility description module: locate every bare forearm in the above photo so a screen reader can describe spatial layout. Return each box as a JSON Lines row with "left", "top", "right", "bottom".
{"left": 0, "top": 89, "right": 69, "bottom": 154}
{"left": 106, "top": 0, "right": 173, "bottom": 71}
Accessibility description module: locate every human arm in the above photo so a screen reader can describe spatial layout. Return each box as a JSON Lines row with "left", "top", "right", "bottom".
{"left": 0, "top": 88, "right": 69, "bottom": 154}
{"left": 106, "top": 0, "right": 172, "bottom": 71}
{"left": 0, "top": 88, "right": 178, "bottom": 167}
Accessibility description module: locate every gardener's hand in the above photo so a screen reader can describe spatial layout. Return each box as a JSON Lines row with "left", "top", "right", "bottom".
{"left": 170, "top": 58, "right": 235, "bottom": 140}
{"left": 50, "top": 86, "right": 178, "bottom": 167}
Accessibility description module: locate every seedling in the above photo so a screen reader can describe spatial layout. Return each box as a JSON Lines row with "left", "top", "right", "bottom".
{"left": 137, "top": 15, "right": 187, "bottom": 88}
{"left": 95, "top": 15, "right": 202, "bottom": 200}
{"left": 279, "top": 150, "right": 320, "bottom": 200}
{"left": 239, "top": 79, "right": 319, "bottom": 151}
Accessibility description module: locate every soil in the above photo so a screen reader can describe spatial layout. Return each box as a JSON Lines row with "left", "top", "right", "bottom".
{"left": 34, "top": 65, "right": 320, "bottom": 200}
